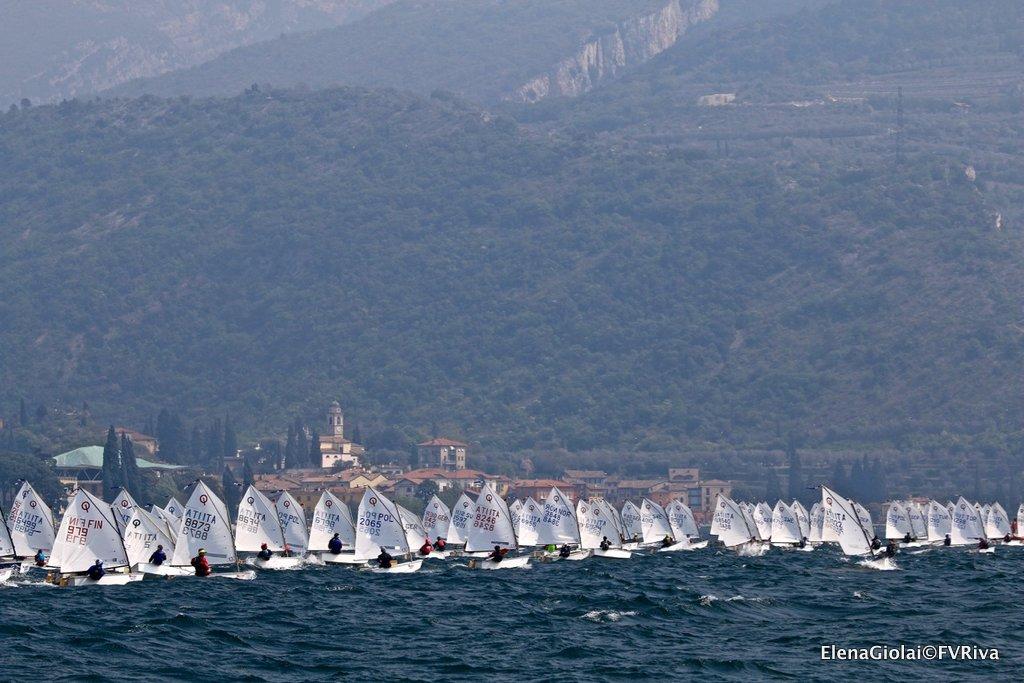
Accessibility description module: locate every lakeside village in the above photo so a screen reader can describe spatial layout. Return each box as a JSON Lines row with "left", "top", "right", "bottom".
{"left": 8, "top": 402, "right": 735, "bottom": 524}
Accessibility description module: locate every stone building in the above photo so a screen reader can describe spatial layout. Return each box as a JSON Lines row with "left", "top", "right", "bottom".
{"left": 319, "top": 401, "right": 364, "bottom": 469}
{"left": 416, "top": 438, "right": 468, "bottom": 471}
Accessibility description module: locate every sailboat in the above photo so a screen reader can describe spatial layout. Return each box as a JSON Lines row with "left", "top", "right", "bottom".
{"left": 164, "top": 497, "right": 185, "bottom": 521}
{"left": 710, "top": 495, "right": 763, "bottom": 555}
{"left": 820, "top": 486, "right": 882, "bottom": 564}
{"left": 770, "top": 501, "right": 810, "bottom": 550}
{"left": 792, "top": 500, "right": 811, "bottom": 541}
{"left": 124, "top": 506, "right": 190, "bottom": 576}
{"left": 537, "top": 487, "right": 588, "bottom": 560}
{"left": 515, "top": 497, "right": 542, "bottom": 548}
{"left": 639, "top": 498, "right": 675, "bottom": 552}
{"left": 398, "top": 504, "right": 432, "bottom": 559}
{"left": 985, "top": 502, "right": 1011, "bottom": 541}
{"left": 577, "top": 499, "right": 631, "bottom": 559}
{"left": 807, "top": 502, "right": 824, "bottom": 545}
{"left": 9, "top": 481, "right": 55, "bottom": 570}
{"left": 907, "top": 502, "right": 928, "bottom": 544}
{"left": 0, "top": 506, "right": 17, "bottom": 583}
{"left": 309, "top": 490, "right": 360, "bottom": 564}
{"left": 236, "top": 485, "right": 302, "bottom": 569}
{"left": 47, "top": 488, "right": 142, "bottom": 586}
{"left": 354, "top": 488, "right": 422, "bottom": 573}
{"left": 466, "top": 484, "right": 529, "bottom": 569}
{"left": 753, "top": 502, "right": 774, "bottom": 542}
{"left": 664, "top": 499, "right": 707, "bottom": 551}
{"left": 276, "top": 491, "right": 309, "bottom": 560}
{"left": 508, "top": 499, "right": 523, "bottom": 531}
{"left": 595, "top": 498, "right": 630, "bottom": 549}
{"left": 422, "top": 495, "right": 453, "bottom": 556}
{"left": 950, "top": 496, "right": 986, "bottom": 548}
{"left": 620, "top": 501, "right": 643, "bottom": 548}
{"left": 926, "top": 500, "right": 952, "bottom": 545}
{"left": 109, "top": 488, "right": 139, "bottom": 532}
{"left": 447, "top": 493, "right": 475, "bottom": 548}
{"left": 739, "top": 502, "right": 763, "bottom": 545}
{"left": 169, "top": 481, "right": 254, "bottom": 580}
{"left": 884, "top": 500, "right": 913, "bottom": 542}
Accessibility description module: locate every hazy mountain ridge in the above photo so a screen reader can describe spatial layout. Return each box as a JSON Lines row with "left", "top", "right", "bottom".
{"left": 0, "top": 0, "right": 392, "bottom": 106}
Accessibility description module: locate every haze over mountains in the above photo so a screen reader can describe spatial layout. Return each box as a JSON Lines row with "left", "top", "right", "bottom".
{"left": 2, "top": 0, "right": 1023, "bottom": 457}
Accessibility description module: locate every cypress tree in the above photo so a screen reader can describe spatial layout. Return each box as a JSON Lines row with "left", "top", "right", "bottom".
{"left": 309, "top": 431, "right": 322, "bottom": 468}
{"left": 284, "top": 425, "right": 297, "bottom": 469}
{"left": 243, "top": 457, "right": 256, "bottom": 489}
{"left": 222, "top": 467, "right": 240, "bottom": 517}
{"left": 120, "top": 432, "right": 141, "bottom": 499}
{"left": 205, "top": 418, "right": 223, "bottom": 466}
{"left": 19, "top": 398, "right": 28, "bottom": 427}
{"left": 351, "top": 423, "right": 362, "bottom": 444}
{"left": 223, "top": 417, "right": 238, "bottom": 459}
{"left": 294, "top": 418, "right": 308, "bottom": 466}
{"left": 102, "top": 426, "right": 122, "bottom": 500}
{"left": 189, "top": 426, "right": 203, "bottom": 464}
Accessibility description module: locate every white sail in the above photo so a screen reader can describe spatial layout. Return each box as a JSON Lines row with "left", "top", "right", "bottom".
{"left": 109, "top": 489, "right": 139, "bottom": 531}
{"left": 985, "top": 502, "right": 1011, "bottom": 540}
{"left": 0, "top": 509, "right": 16, "bottom": 557}
{"left": 309, "top": 490, "right": 355, "bottom": 550}
{"left": 665, "top": 499, "right": 700, "bottom": 540}
{"left": 808, "top": 503, "right": 824, "bottom": 543}
{"left": 740, "top": 503, "right": 762, "bottom": 541}
{"left": 907, "top": 503, "right": 927, "bottom": 539}
{"left": 821, "top": 487, "right": 873, "bottom": 556}
{"left": 577, "top": 499, "right": 620, "bottom": 549}
{"left": 152, "top": 505, "right": 179, "bottom": 534}
{"left": 1018, "top": 504, "right": 1024, "bottom": 537}
{"left": 621, "top": 501, "right": 643, "bottom": 540}
{"left": 516, "top": 497, "right": 542, "bottom": 547}
{"left": 123, "top": 506, "right": 175, "bottom": 566}
{"left": 354, "top": 488, "right": 409, "bottom": 560}
{"left": 710, "top": 495, "right": 754, "bottom": 547}
{"left": 398, "top": 505, "right": 429, "bottom": 551}
{"left": 853, "top": 502, "right": 874, "bottom": 536}
{"left": 926, "top": 500, "right": 952, "bottom": 542}
{"left": 753, "top": 502, "right": 774, "bottom": 541}
{"left": 170, "top": 481, "right": 236, "bottom": 566}
{"left": 598, "top": 499, "right": 627, "bottom": 542}
{"left": 447, "top": 493, "right": 475, "bottom": 546}
{"left": 508, "top": 499, "right": 523, "bottom": 530}
{"left": 165, "top": 497, "right": 185, "bottom": 520}
{"left": 9, "top": 481, "right": 55, "bottom": 555}
{"left": 640, "top": 498, "right": 672, "bottom": 544}
{"left": 275, "top": 491, "right": 308, "bottom": 553}
{"left": 770, "top": 501, "right": 802, "bottom": 544}
{"left": 792, "top": 500, "right": 810, "bottom": 539}
{"left": 51, "top": 489, "right": 129, "bottom": 572}
{"left": 537, "top": 487, "right": 580, "bottom": 546}
{"left": 235, "top": 485, "right": 285, "bottom": 552}
{"left": 885, "top": 501, "right": 912, "bottom": 539}
{"left": 466, "top": 484, "right": 518, "bottom": 552}
{"left": 950, "top": 496, "right": 985, "bottom": 545}
{"left": 421, "top": 495, "right": 452, "bottom": 542}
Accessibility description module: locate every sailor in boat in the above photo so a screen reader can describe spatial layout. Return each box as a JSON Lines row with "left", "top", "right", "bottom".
{"left": 489, "top": 545, "right": 507, "bottom": 563}
{"left": 1012, "top": 519, "right": 1020, "bottom": 540}
{"left": 419, "top": 539, "right": 433, "bottom": 556}
{"left": 797, "top": 537, "right": 807, "bottom": 549}
{"left": 327, "top": 533, "right": 343, "bottom": 554}
{"left": 870, "top": 536, "right": 882, "bottom": 551}
{"left": 902, "top": 532, "right": 912, "bottom": 544}
{"left": 661, "top": 535, "right": 673, "bottom": 549}
{"left": 943, "top": 534, "right": 951, "bottom": 547}
{"left": 377, "top": 548, "right": 394, "bottom": 569}
{"left": 257, "top": 543, "right": 273, "bottom": 561}
{"left": 978, "top": 538, "right": 990, "bottom": 551}
{"left": 282, "top": 543, "right": 293, "bottom": 558}
{"left": 34, "top": 549, "right": 46, "bottom": 567}
{"left": 191, "top": 549, "right": 212, "bottom": 576}
{"left": 149, "top": 545, "right": 167, "bottom": 566}
{"left": 544, "top": 543, "right": 557, "bottom": 554}
{"left": 87, "top": 560, "right": 105, "bottom": 581}
{"left": 599, "top": 537, "right": 612, "bottom": 551}
{"left": 434, "top": 537, "right": 447, "bottom": 551}
{"left": 884, "top": 541, "right": 897, "bottom": 558}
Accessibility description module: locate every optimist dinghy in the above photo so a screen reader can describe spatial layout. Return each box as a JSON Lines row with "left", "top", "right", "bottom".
{"left": 309, "top": 491, "right": 362, "bottom": 565}
{"left": 235, "top": 486, "right": 303, "bottom": 569}
{"left": 577, "top": 499, "right": 631, "bottom": 559}
{"left": 167, "top": 481, "right": 255, "bottom": 580}
{"left": 354, "top": 488, "right": 421, "bottom": 573}
{"left": 710, "top": 495, "right": 764, "bottom": 555}
{"left": 536, "top": 487, "right": 588, "bottom": 561}
{"left": 466, "top": 484, "right": 530, "bottom": 569}
{"left": 47, "top": 489, "right": 143, "bottom": 587}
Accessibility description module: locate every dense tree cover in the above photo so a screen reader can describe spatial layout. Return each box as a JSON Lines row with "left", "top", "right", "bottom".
{"left": 0, "top": 451, "right": 62, "bottom": 509}
{"left": 1, "top": 84, "right": 1021, "bottom": 458}
{"left": 109, "top": 0, "right": 667, "bottom": 102}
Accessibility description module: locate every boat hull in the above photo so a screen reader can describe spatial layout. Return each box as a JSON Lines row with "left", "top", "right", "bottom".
{"left": 61, "top": 573, "right": 144, "bottom": 587}
{"left": 593, "top": 548, "right": 632, "bottom": 559}
{"left": 248, "top": 555, "right": 305, "bottom": 570}
{"left": 658, "top": 540, "right": 708, "bottom": 552}
{"left": 135, "top": 562, "right": 192, "bottom": 577}
{"left": 321, "top": 552, "right": 366, "bottom": 565}
{"left": 475, "top": 555, "right": 531, "bottom": 570}
{"left": 369, "top": 559, "right": 423, "bottom": 573}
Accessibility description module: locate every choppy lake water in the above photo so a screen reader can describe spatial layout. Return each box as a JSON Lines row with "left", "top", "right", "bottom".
{"left": 1, "top": 544, "right": 1018, "bottom": 680}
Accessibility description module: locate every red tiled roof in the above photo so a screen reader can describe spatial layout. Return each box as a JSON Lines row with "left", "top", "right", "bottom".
{"left": 512, "top": 479, "right": 573, "bottom": 488}
{"left": 417, "top": 438, "right": 468, "bottom": 447}
{"left": 403, "top": 468, "right": 451, "bottom": 479}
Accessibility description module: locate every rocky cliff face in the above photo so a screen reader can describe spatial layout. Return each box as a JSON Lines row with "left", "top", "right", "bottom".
{"left": 510, "top": 0, "right": 718, "bottom": 104}
{"left": 1, "top": 0, "right": 394, "bottom": 105}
